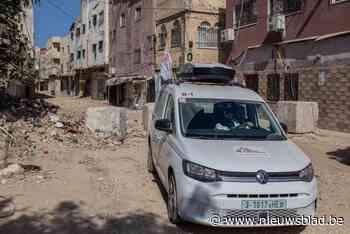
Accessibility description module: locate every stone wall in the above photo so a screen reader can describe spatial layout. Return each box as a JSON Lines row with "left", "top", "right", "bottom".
{"left": 299, "top": 64, "right": 350, "bottom": 132}
{"left": 236, "top": 61, "right": 350, "bottom": 133}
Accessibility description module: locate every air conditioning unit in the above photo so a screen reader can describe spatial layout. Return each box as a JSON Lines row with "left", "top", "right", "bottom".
{"left": 268, "top": 14, "right": 286, "bottom": 32}
{"left": 221, "top": 28, "right": 235, "bottom": 42}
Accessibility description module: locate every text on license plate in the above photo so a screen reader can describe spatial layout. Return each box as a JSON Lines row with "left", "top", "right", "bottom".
{"left": 241, "top": 200, "right": 287, "bottom": 210}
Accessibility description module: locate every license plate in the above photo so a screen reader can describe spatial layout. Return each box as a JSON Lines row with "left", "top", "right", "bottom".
{"left": 241, "top": 200, "right": 287, "bottom": 210}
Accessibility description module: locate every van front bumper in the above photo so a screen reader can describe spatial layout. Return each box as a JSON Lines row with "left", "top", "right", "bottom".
{"left": 175, "top": 172, "right": 317, "bottom": 227}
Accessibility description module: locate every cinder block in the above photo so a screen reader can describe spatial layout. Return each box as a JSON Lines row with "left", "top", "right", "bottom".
{"left": 270, "top": 101, "right": 319, "bottom": 134}
{"left": 86, "top": 106, "right": 127, "bottom": 139}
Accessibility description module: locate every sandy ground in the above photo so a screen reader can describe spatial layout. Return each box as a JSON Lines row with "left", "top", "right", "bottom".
{"left": 0, "top": 96, "right": 349, "bottom": 234}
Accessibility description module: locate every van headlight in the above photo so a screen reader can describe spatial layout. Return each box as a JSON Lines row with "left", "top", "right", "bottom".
{"left": 299, "top": 164, "right": 314, "bottom": 182}
{"left": 183, "top": 160, "right": 218, "bottom": 182}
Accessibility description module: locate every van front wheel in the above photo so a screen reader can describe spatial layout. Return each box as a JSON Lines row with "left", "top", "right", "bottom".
{"left": 167, "top": 174, "right": 182, "bottom": 224}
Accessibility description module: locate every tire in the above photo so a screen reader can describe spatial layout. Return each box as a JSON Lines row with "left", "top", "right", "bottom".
{"left": 167, "top": 173, "right": 182, "bottom": 224}
{"left": 147, "top": 143, "right": 155, "bottom": 174}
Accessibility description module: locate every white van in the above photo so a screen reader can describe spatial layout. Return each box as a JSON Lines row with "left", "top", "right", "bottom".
{"left": 148, "top": 64, "right": 317, "bottom": 227}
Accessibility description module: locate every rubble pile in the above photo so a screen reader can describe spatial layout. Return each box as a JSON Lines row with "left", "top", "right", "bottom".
{"left": 0, "top": 94, "right": 59, "bottom": 122}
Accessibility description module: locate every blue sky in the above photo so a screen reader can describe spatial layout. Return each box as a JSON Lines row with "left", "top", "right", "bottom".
{"left": 34, "top": 0, "right": 80, "bottom": 48}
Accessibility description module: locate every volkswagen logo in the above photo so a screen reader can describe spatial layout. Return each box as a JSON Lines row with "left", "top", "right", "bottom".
{"left": 256, "top": 170, "right": 269, "bottom": 184}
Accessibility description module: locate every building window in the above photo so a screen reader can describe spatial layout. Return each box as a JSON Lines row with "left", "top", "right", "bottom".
{"left": 267, "top": 74, "right": 280, "bottom": 101}
{"left": 159, "top": 25, "right": 167, "bottom": 50}
{"left": 147, "top": 35, "right": 154, "bottom": 51}
{"left": 70, "top": 53, "right": 74, "bottom": 62}
{"left": 76, "top": 27, "right": 80, "bottom": 38}
{"left": 82, "top": 49, "right": 86, "bottom": 59}
{"left": 98, "top": 41, "right": 104, "bottom": 53}
{"left": 120, "top": 13, "right": 126, "bottom": 27}
{"left": 77, "top": 51, "right": 81, "bottom": 60}
{"left": 93, "top": 15, "right": 97, "bottom": 27}
{"left": 245, "top": 74, "right": 259, "bottom": 93}
{"left": 82, "top": 24, "right": 86, "bottom": 34}
{"left": 53, "top": 58, "right": 60, "bottom": 65}
{"left": 271, "top": 0, "right": 303, "bottom": 15}
{"left": 235, "top": 0, "right": 258, "bottom": 27}
{"left": 196, "top": 22, "right": 219, "bottom": 48}
{"left": 70, "top": 32, "right": 74, "bottom": 40}
{"left": 92, "top": 44, "right": 97, "bottom": 59}
{"left": 53, "top": 42, "right": 60, "bottom": 52}
{"left": 135, "top": 7, "right": 142, "bottom": 21}
{"left": 171, "top": 20, "right": 182, "bottom": 48}
{"left": 134, "top": 49, "right": 141, "bottom": 64}
{"left": 99, "top": 11, "right": 104, "bottom": 26}
{"left": 284, "top": 73, "right": 299, "bottom": 101}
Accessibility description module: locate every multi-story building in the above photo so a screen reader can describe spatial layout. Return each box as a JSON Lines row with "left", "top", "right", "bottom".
{"left": 107, "top": 0, "right": 156, "bottom": 108}
{"left": 155, "top": 0, "right": 225, "bottom": 70}
{"left": 46, "top": 36, "right": 62, "bottom": 95}
{"left": 36, "top": 47, "right": 50, "bottom": 91}
{"left": 71, "top": 0, "right": 110, "bottom": 100}
{"left": 59, "top": 34, "right": 76, "bottom": 96}
{"left": 6, "top": 1, "right": 35, "bottom": 98}
{"left": 224, "top": 0, "right": 350, "bottom": 133}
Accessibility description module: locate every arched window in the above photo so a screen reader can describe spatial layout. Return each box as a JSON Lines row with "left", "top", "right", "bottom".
{"left": 197, "top": 22, "right": 218, "bottom": 48}
{"left": 171, "top": 20, "right": 182, "bottom": 48}
{"left": 159, "top": 25, "right": 167, "bottom": 50}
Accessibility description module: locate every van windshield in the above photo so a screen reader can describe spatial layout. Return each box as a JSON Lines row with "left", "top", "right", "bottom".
{"left": 179, "top": 98, "right": 286, "bottom": 140}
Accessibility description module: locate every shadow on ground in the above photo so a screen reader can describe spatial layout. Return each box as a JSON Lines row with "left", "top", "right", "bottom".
{"left": 0, "top": 201, "right": 306, "bottom": 234}
{"left": 327, "top": 147, "right": 350, "bottom": 166}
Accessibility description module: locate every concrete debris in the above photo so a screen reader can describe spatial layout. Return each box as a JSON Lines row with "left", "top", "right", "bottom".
{"left": 55, "top": 122, "right": 64, "bottom": 128}
{"left": 0, "top": 164, "right": 25, "bottom": 178}
{"left": 86, "top": 106, "right": 128, "bottom": 139}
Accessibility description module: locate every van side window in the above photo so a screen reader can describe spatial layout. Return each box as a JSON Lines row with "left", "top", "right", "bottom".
{"left": 164, "top": 96, "right": 175, "bottom": 127}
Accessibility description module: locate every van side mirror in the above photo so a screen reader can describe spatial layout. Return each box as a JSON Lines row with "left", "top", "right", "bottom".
{"left": 280, "top": 122, "right": 288, "bottom": 133}
{"left": 155, "top": 119, "right": 173, "bottom": 133}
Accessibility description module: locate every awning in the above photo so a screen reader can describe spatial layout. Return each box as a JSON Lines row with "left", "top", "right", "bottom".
{"left": 106, "top": 75, "right": 148, "bottom": 86}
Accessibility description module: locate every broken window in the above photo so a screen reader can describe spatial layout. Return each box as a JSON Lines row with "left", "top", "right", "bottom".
{"left": 235, "top": 0, "right": 258, "bottom": 27}
{"left": 284, "top": 73, "right": 299, "bottom": 101}
{"left": 267, "top": 74, "right": 280, "bottom": 101}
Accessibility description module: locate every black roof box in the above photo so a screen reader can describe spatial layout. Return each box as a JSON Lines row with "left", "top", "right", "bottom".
{"left": 177, "top": 63, "right": 235, "bottom": 83}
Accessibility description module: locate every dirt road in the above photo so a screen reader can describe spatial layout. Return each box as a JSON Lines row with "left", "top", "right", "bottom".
{"left": 0, "top": 97, "right": 349, "bottom": 234}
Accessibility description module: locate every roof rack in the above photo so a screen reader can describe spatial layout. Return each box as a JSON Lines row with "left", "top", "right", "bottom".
{"left": 176, "top": 63, "right": 236, "bottom": 86}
